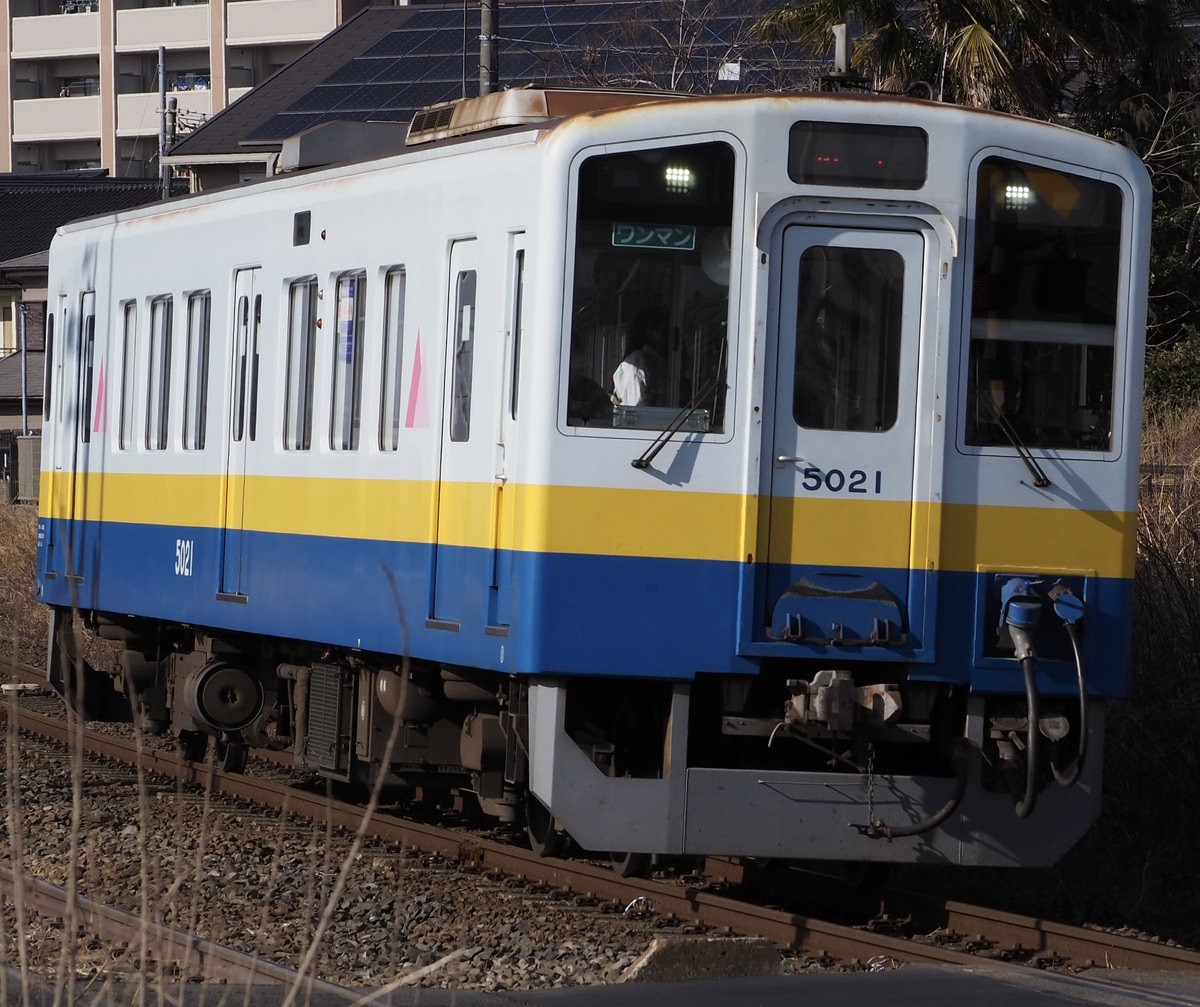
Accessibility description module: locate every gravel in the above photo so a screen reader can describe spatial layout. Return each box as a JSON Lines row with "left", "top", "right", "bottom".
{"left": 0, "top": 724, "right": 749, "bottom": 993}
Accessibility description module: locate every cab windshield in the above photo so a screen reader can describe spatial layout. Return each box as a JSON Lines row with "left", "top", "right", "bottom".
{"left": 566, "top": 141, "right": 735, "bottom": 432}
{"left": 966, "top": 157, "right": 1123, "bottom": 452}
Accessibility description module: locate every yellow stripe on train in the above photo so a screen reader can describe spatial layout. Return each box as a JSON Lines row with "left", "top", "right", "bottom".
{"left": 38, "top": 471, "right": 1135, "bottom": 578}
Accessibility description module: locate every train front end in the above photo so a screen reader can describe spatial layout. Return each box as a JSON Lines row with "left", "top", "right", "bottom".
{"left": 527, "top": 95, "right": 1150, "bottom": 867}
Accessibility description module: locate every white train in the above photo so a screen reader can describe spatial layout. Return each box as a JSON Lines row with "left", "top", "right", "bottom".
{"left": 38, "top": 88, "right": 1150, "bottom": 872}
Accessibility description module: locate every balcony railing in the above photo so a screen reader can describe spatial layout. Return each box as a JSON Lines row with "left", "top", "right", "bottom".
{"left": 13, "top": 95, "right": 100, "bottom": 141}
{"left": 227, "top": 0, "right": 339, "bottom": 45}
{"left": 12, "top": 11, "right": 99, "bottom": 57}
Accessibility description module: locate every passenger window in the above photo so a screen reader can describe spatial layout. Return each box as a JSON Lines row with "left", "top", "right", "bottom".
{"left": 792, "top": 246, "right": 902, "bottom": 432}
{"left": 965, "top": 157, "right": 1121, "bottom": 451}
{"left": 331, "top": 271, "right": 366, "bottom": 451}
{"left": 284, "top": 277, "right": 318, "bottom": 451}
{"left": 183, "top": 291, "right": 210, "bottom": 450}
{"left": 379, "top": 267, "right": 406, "bottom": 452}
{"left": 450, "top": 269, "right": 476, "bottom": 443}
{"left": 145, "top": 295, "right": 172, "bottom": 450}
{"left": 510, "top": 249, "right": 524, "bottom": 420}
{"left": 119, "top": 302, "right": 137, "bottom": 450}
{"left": 79, "top": 293, "right": 95, "bottom": 444}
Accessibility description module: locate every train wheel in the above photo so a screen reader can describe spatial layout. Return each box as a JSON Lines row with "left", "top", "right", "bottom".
{"left": 525, "top": 792, "right": 565, "bottom": 858}
{"left": 178, "top": 730, "right": 208, "bottom": 763}
{"left": 215, "top": 739, "right": 248, "bottom": 774}
{"left": 609, "top": 851, "right": 651, "bottom": 878}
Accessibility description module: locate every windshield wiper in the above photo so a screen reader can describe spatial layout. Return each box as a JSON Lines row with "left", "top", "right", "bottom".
{"left": 986, "top": 402, "right": 1052, "bottom": 489}
{"left": 631, "top": 374, "right": 721, "bottom": 470}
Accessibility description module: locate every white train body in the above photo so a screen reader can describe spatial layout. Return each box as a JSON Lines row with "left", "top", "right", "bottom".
{"left": 37, "top": 90, "right": 1150, "bottom": 867}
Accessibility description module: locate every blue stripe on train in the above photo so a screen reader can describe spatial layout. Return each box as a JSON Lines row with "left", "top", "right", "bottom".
{"left": 36, "top": 517, "right": 1132, "bottom": 697}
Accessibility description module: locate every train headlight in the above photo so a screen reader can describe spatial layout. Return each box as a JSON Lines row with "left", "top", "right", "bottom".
{"left": 664, "top": 165, "right": 694, "bottom": 194}
{"left": 1004, "top": 183, "right": 1033, "bottom": 210}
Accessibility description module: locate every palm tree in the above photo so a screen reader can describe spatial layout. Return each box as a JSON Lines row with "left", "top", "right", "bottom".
{"left": 756, "top": 0, "right": 1094, "bottom": 115}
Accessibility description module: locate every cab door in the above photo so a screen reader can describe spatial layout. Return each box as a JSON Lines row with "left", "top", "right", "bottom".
{"left": 759, "top": 226, "right": 924, "bottom": 648}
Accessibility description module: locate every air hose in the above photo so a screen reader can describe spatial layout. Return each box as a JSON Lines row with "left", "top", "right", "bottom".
{"left": 1012, "top": 651, "right": 1040, "bottom": 818}
{"left": 851, "top": 741, "right": 970, "bottom": 840}
{"left": 1050, "top": 620, "right": 1087, "bottom": 787}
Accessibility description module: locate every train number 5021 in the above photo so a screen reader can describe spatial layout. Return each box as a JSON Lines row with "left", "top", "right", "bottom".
{"left": 801, "top": 467, "right": 883, "bottom": 494}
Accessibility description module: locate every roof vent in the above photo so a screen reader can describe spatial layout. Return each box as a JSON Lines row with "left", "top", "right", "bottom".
{"left": 405, "top": 87, "right": 687, "bottom": 146}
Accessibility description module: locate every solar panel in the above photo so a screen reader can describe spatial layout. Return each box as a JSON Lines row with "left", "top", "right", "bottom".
{"left": 238, "top": 2, "right": 813, "bottom": 148}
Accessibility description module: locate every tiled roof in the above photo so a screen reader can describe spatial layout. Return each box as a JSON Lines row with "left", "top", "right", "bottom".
{"left": 0, "top": 351, "right": 44, "bottom": 402}
{"left": 169, "top": 3, "right": 812, "bottom": 157}
{"left": 0, "top": 174, "right": 181, "bottom": 262}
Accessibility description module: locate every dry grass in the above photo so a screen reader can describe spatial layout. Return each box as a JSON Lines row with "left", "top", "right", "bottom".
{"left": 0, "top": 502, "right": 44, "bottom": 667}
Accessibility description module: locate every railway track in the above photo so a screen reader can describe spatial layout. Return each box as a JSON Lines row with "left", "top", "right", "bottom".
{"left": 3, "top": 655, "right": 1199, "bottom": 982}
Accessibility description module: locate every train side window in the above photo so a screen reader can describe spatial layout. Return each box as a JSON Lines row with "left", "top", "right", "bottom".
{"left": 330, "top": 271, "right": 366, "bottom": 451}
{"left": 42, "top": 312, "right": 54, "bottom": 422}
{"left": 510, "top": 249, "right": 524, "bottom": 419}
{"left": 145, "top": 295, "right": 173, "bottom": 451}
{"left": 183, "top": 290, "right": 211, "bottom": 450}
{"left": 78, "top": 292, "right": 95, "bottom": 444}
{"left": 284, "top": 277, "right": 318, "bottom": 451}
{"left": 118, "top": 302, "right": 137, "bottom": 449}
{"left": 248, "top": 292, "right": 261, "bottom": 442}
{"left": 792, "top": 246, "right": 902, "bottom": 432}
{"left": 965, "top": 157, "right": 1121, "bottom": 451}
{"left": 450, "top": 269, "right": 476, "bottom": 442}
{"left": 379, "top": 267, "right": 406, "bottom": 451}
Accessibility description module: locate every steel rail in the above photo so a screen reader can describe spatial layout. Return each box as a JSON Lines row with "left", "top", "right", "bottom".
{"left": 10, "top": 702, "right": 1200, "bottom": 975}
{"left": 0, "top": 864, "right": 357, "bottom": 997}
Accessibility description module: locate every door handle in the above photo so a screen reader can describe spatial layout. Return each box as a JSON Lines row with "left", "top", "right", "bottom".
{"left": 775, "top": 455, "right": 805, "bottom": 466}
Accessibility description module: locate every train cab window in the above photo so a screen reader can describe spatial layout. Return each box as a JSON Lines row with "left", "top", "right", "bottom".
{"left": 792, "top": 247, "right": 902, "bottom": 432}
{"left": 183, "top": 291, "right": 211, "bottom": 450}
{"left": 119, "top": 302, "right": 137, "bottom": 450}
{"left": 42, "top": 312, "right": 54, "bottom": 422}
{"left": 965, "top": 157, "right": 1122, "bottom": 451}
{"left": 284, "top": 277, "right": 318, "bottom": 451}
{"left": 331, "top": 271, "right": 366, "bottom": 451}
{"left": 145, "top": 295, "right": 173, "bottom": 451}
{"left": 450, "top": 269, "right": 476, "bottom": 442}
{"left": 566, "top": 140, "right": 734, "bottom": 432}
{"left": 78, "top": 292, "right": 95, "bottom": 444}
{"left": 379, "top": 267, "right": 407, "bottom": 451}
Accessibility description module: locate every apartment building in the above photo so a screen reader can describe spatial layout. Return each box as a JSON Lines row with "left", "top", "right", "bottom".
{"left": 1, "top": 0, "right": 371, "bottom": 179}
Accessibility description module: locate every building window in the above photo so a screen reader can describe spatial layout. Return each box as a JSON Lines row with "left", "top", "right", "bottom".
{"left": 284, "top": 277, "right": 318, "bottom": 451}
{"left": 42, "top": 312, "right": 54, "bottom": 423}
{"left": 183, "top": 291, "right": 210, "bottom": 450}
{"left": 330, "top": 271, "right": 365, "bottom": 451}
{"left": 379, "top": 267, "right": 406, "bottom": 452}
{"left": 145, "top": 296, "right": 172, "bottom": 451}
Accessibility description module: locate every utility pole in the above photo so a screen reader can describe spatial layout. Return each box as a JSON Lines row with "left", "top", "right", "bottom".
{"left": 19, "top": 303, "right": 28, "bottom": 436}
{"left": 159, "top": 46, "right": 170, "bottom": 199}
{"left": 480, "top": 0, "right": 498, "bottom": 96}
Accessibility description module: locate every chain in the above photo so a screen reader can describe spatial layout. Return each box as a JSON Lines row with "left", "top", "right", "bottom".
{"left": 866, "top": 742, "right": 876, "bottom": 826}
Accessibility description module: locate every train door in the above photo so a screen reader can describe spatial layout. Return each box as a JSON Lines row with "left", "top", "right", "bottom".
{"left": 431, "top": 238, "right": 487, "bottom": 628}
{"left": 487, "top": 235, "right": 525, "bottom": 630}
{"left": 218, "top": 267, "right": 260, "bottom": 600}
{"left": 760, "top": 226, "right": 924, "bottom": 646}
{"left": 46, "top": 293, "right": 89, "bottom": 582}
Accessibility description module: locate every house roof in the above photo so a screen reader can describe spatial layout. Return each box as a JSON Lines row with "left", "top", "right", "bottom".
{"left": 169, "top": 2, "right": 812, "bottom": 159}
{"left": 0, "top": 174, "right": 181, "bottom": 263}
{"left": 0, "top": 351, "right": 44, "bottom": 401}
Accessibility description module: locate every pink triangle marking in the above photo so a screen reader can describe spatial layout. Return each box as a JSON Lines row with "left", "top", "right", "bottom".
{"left": 404, "top": 331, "right": 428, "bottom": 428}
{"left": 93, "top": 359, "right": 107, "bottom": 434}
